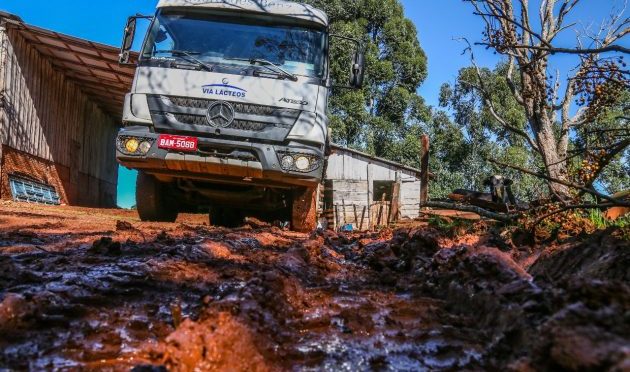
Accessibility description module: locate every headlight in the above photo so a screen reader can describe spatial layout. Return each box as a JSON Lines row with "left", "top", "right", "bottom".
{"left": 281, "top": 155, "right": 295, "bottom": 169}
{"left": 295, "top": 156, "right": 310, "bottom": 171}
{"left": 277, "top": 152, "right": 321, "bottom": 173}
{"left": 125, "top": 138, "right": 139, "bottom": 153}
{"left": 138, "top": 141, "right": 152, "bottom": 155}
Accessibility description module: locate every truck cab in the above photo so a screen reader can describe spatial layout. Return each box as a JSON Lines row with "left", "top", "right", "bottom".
{"left": 116, "top": 0, "right": 364, "bottom": 231}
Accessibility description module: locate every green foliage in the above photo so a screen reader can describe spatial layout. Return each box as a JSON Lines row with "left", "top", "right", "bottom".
{"left": 293, "top": 0, "right": 428, "bottom": 158}
{"left": 588, "top": 209, "right": 608, "bottom": 229}
{"left": 431, "top": 62, "right": 547, "bottom": 200}
{"left": 588, "top": 209, "right": 630, "bottom": 230}
{"left": 440, "top": 62, "right": 629, "bottom": 199}
{"left": 427, "top": 215, "right": 475, "bottom": 237}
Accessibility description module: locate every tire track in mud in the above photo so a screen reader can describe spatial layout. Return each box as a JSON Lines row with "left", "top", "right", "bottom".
{"left": 0, "top": 202, "right": 628, "bottom": 371}
{"left": 0, "top": 221, "right": 482, "bottom": 370}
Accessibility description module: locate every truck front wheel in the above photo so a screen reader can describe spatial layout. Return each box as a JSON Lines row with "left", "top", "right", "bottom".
{"left": 291, "top": 186, "right": 318, "bottom": 232}
{"left": 136, "top": 172, "right": 178, "bottom": 222}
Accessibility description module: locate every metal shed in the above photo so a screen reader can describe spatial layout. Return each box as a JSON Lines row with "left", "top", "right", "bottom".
{"left": 0, "top": 13, "right": 134, "bottom": 207}
{"left": 322, "top": 144, "right": 423, "bottom": 230}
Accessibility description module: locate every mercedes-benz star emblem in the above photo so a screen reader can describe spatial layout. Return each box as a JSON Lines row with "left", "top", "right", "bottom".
{"left": 206, "top": 101, "right": 235, "bottom": 128}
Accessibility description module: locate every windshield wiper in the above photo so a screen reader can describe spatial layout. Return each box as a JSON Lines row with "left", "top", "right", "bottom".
{"left": 153, "top": 50, "right": 213, "bottom": 72}
{"left": 227, "top": 57, "right": 298, "bottom": 81}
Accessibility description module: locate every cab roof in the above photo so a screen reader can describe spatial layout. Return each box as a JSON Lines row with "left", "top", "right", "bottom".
{"left": 156, "top": 0, "right": 328, "bottom": 27}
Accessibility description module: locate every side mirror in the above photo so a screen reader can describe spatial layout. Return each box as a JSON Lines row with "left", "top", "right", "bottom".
{"left": 350, "top": 50, "right": 366, "bottom": 89}
{"left": 329, "top": 34, "right": 366, "bottom": 90}
{"left": 119, "top": 16, "right": 137, "bottom": 65}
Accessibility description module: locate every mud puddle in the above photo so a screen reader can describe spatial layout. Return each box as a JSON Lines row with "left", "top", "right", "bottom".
{"left": 0, "top": 202, "right": 628, "bottom": 370}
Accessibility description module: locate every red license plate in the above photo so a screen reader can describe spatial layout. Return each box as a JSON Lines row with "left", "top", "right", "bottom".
{"left": 157, "top": 135, "right": 198, "bottom": 152}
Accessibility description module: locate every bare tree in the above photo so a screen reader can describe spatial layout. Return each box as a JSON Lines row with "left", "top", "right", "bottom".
{"left": 464, "top": 0, "right": 629, "bottom": 200}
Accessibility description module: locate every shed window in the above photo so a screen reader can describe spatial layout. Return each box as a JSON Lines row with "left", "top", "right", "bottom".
{"left": 373, "top": 181, "right": 394, "bottom": 201}
{"left": 9, "top": 176, "right": 61, "bottom": 205}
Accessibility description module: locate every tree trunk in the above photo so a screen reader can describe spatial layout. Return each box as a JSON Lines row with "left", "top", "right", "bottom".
{"left": 532, "top": 111, "right": 572, "bottom": 200}
{"left": 518, "top": 62, "right": 573, "bottom": 201}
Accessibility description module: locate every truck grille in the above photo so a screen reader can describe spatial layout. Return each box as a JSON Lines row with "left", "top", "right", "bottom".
{"left": 166, "top": 96, "right": 296, "bottom": 117}
{"left": 147, "top": 94, "right": 300, "bottom": 141}
{"left": 173, "top": 114, "right": 268, "bottom": 131}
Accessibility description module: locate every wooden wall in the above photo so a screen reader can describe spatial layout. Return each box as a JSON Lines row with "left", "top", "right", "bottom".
{"left": 400, "top": 179, "right": 421, "bottom": 218}
{"left": 0, "top": 27, "right": 119, "bottom": 206}
{"left": 324, "top": 150, "right": 422, "bottom": 230}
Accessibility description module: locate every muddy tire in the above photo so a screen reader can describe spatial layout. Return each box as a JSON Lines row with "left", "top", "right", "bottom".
{"left": 136, "top": 172, "right": 178, "bottom": 222}
{"left": 291, "top": 186, "right": 318, "bottom": 232}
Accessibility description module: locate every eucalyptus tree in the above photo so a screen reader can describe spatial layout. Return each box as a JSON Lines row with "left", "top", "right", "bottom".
{"left": 294, "top": 0, "right": 428, "bottom": 160}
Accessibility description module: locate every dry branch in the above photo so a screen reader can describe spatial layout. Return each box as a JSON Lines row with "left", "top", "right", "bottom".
{"left": 485, "top": 158, "right": 630, "bottom": 207}
{"left": 421, "top": 201, "right": 517, "bottom": 223}
{"left": 475, "top": 42, "right": 630, "bottom": 54}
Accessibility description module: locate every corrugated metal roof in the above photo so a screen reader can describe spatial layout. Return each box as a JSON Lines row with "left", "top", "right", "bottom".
{"left": 2, "top": 17, "right": 136, "bottom": 118}
{"left": 330, "top": 144, "right": 429, "bottom": 177}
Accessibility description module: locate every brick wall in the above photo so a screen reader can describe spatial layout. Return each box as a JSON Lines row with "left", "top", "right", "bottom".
{"left": 0, "top": 145, "right": 116, "bottom": 207}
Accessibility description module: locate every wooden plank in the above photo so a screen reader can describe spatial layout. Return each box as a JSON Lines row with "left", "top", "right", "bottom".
{"left": 316, "top": 183, "right": 323, "bottom": 218}
{"left": 40, "top": 56, "right": 51, "bottom": 158}
{"left": 420, "top": 134, "right": 430, "bottom": 210}
{"left": 377, "top": 193, "right": 386, "bottom": 226}
{"left": 367, "top": 163, "right": 373, "bottom": 229}
{"left": 359, "top": 206, "right": 366, "bottom": 231}
{"left": 0, "top": 28, "right": 5, "bottom": 98}
{"left": 28, "top": 38, "right": 40, "bottom": 157}
{"left": 390, "top": 173, "right": 401, "bottom": 223}
{"left": 370, "top": 164, "right": 396, "bottom": 180}
{"left": 325, "top": 153, "right": 345, "bottom": 180}
{"left": 331, "top": 198, "right": 368, "bottom": 204}
{"left": 330, "top": 191, "right": 369, "bottom": 198}
{"left": 403, "top": 184, "right": 422, "bottom": 200}
{"left": 331, "top": 193, "right": 370, "bottom": 199}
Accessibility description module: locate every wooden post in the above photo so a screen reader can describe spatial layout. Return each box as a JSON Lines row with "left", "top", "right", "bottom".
{"left": 377, "top": 193, "right": 386, "bottom": 227}
{"left": 420, "top": 135, "right": 430, "bottom": 211}
{"left": 334, "top": 204, "right": 340, "bottom": 231}
{"left": 359, "top": 206, "right": 366, "bottom": 231}
{"left": 367, "top": 163, "right": 373, "bottom": 230}
{"left": 391, "top": 173, "right": 401, "bottom": 223}
{"left": 353, "top": 204, "right": 359, "bottom": 229}
{"left": 341, "top": 198, "right": 347, "bottom": 227}
{"left": 316, "top": 183, "right": 323, "bottom": 220}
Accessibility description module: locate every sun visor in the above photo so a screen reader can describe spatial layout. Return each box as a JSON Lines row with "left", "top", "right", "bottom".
{"left": 156, "top": 0, "right": 328, "bottom": 27}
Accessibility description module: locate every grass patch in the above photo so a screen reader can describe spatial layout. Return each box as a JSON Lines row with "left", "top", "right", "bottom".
{"left": 589, "top": 209, "right": 630, "bottom": 229}
{"left": 428, "top": 215, "right": 476, "bottom": 237}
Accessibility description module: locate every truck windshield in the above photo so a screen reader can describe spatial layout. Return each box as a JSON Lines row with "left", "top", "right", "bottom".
{"left": 141, "top": 10, "right": 327, "bottom": 79}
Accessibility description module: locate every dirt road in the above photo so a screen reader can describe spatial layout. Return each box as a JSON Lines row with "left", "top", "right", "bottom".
{"left": 0, "top": 200, "right": 628, "bottom": 371}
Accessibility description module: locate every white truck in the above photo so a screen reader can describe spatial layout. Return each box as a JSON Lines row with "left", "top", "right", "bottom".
{"left": 116, "top": 0, "right": 364, "bottom": 231}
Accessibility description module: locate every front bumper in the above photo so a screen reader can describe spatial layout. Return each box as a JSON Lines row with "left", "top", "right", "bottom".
{"left": 116, "top": 127, "right": 324, "bottom": 188}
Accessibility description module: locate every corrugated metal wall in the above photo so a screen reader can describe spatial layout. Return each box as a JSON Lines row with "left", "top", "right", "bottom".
{"left": 0, "top": 27, "right": 119, "bottom": 206}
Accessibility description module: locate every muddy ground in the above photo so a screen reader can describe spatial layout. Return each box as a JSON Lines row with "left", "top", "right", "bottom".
{"left": 0, "top": 200, "right": 628, "bottom": 371}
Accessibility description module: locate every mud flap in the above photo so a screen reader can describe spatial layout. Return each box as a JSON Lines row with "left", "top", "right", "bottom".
{"left": 292, "top": 186, "right": 318, "bottom": 232}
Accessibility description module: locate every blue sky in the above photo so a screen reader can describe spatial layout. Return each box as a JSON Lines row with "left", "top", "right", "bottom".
{"left": 1, "top": 0, "right": 626, "bottom": 208}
